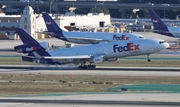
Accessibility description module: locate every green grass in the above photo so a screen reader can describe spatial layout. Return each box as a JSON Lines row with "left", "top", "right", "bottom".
{"left": 0, "top": 58, "right": 32, "bottom": 65}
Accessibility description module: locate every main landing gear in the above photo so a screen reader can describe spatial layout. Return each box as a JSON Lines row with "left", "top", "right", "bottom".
{"left": 78, "top": 64, "right": 96, "bottom": 69}
{"left": 147, "top": 54, "right": 151, "bottom": 62}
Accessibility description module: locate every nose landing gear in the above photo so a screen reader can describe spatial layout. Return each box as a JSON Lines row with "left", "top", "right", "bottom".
{"left": 147, "top": 54, "right": 151, "bottom": 62}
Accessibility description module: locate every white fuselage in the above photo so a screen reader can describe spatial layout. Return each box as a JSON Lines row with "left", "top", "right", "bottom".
{"left": 46, "top": 38, "right": 169, "bottom": 60}
{"left": 167, "top": 27, "right": 180, "bottom": 37}
{"left": 62, "top": 31, "right": 144, "bottom": 44}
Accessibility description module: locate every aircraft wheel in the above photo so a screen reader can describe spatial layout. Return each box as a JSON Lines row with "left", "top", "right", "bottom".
{"left": 33, "top": 59, "right": 36, "bottom": 63}
{"left": 82, "top": 65, "right": 87, "bottom": 69}
{"left": 88, "top": 65, "right": 92, "bottom": 69}
{"left": 78, "top": 66, "right": 82, "bottom": 69}
{"left": 147, "top": 59, "right": 151, "bottom": 62}
{"left": 92, "top": 65, "right": 96, "bottom": 69}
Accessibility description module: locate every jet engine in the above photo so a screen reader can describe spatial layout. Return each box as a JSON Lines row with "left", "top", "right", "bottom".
{"left": 92, "top": 55, "right": 105, "bottom": 63}
{"left": 14, "top": 42, "right": 49, "bottom": 53}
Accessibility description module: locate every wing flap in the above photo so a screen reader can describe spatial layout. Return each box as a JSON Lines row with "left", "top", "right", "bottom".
{"left": 43, "top": 55, "right": 91, "bottom": 59}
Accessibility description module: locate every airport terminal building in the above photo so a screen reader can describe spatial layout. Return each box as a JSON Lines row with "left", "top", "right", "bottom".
{"left": 0, "top": 5, "right": 111, "bottom": 40}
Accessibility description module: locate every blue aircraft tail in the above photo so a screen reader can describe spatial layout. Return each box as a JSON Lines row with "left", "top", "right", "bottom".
{"left": 42, "top": 13, "right": 62, "bottom": 32}
{"left": 16, "top": 28, "right": 38, "bottom": 45}
{"left": 42, "top": 13, "right": 67, "bottom": 41}
{"left": 15, "top": 29, "right": 50, "bottom": 55}
{"left": 148, "top": 10, "right": 169, "bottom": 32}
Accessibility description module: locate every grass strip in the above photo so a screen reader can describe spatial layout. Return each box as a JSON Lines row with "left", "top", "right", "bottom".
{"left": 0, "top": 74, "right": 180, "bottom": 96}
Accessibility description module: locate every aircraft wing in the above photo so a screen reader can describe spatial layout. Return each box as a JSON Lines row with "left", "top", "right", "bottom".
{"left": 66, "top": 36, "right": 109, "bottom": 43}
{"left": 43, "top": 55, "right": 92, "bottom": 59}
{"left": 152, "top": 30, "right": 180, "bottom": 34}
{"left": 36, "top": 31, "right": 55, "bottom": 35}
{"left": 32, "top": 51, "right": 92, "bottom": 60}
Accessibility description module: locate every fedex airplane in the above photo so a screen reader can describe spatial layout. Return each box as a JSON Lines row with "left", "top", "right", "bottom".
{"left": 16, "top": 28, "right": 169, "bottom": 69}
{"left": 41, "top": 13, "right": 145, "bottom": 44}
{"left": 149, "top": 9, "right": 180, "bottom": 38}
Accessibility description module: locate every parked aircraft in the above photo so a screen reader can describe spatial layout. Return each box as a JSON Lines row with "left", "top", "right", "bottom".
{"left": 16, "top": 28, "right": 169, "bottom": 69}
{"left": 149, "top": 9, "right": 180, "bottom": 38}
{"left": 41, "top": 13, "right": 145, "bottom": 44}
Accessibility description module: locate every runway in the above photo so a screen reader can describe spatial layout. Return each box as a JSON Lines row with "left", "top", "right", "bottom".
{"left": 0, "top": 99, "right": 180, "bottom": 106}
{"left": 0, "top": 93, "right": 180, "bottom": 107}
{"left": 0, "top": 65, "right": 180, "bottom": 76}
{"left": 0, "top": 65, "right": 180, "bottom": 71}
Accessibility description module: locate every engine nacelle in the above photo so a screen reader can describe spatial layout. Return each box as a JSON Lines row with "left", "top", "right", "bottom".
{"left": 14, "top": 42, "right": 49, "bottom": 53}
{"left": 92, "top": 55, "right": 105, "bottom": 64}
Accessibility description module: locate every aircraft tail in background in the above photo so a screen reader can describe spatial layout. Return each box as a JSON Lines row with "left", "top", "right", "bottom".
{"left": 42, "top": 12, "right": 67, "bottom": 40}
{"left": 42, "top": 12, "right": 62, "bottom": 32}
{"left": 148, "top": 9, "right": 168, "bottom": 32}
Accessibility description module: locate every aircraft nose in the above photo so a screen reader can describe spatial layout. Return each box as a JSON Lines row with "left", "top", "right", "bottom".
{"left": 163, "top": 42, "right": 169, "bottom": 49}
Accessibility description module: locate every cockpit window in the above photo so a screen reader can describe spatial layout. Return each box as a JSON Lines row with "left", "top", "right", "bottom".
{"left": 159, "top": 41, "right": 167, "bottom": 44}
{"left": 139, "top": 36, "right": 144, "bottom": 38}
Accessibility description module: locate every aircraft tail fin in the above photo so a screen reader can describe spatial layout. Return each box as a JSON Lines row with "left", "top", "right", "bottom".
{"left": 42, "top": 12, "right": 67, "bottom": 40}
{"left": 148, "top": 10, "right": 168, "bottom": 31}
{"left": 16, "top": 28, "right": 38, "bottom": 45}
{"left": 42, "top": 13, "right": 62, "bottom": 32}
{"left": 15, "top": 29, "right": 51, "bottom": 55}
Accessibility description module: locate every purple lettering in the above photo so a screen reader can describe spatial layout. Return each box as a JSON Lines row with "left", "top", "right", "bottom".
{"left": 113, "top": 43, "right": 140, "bottom": 53}
{"left": 113, "top": 35, "right": 130, "bottom": 41}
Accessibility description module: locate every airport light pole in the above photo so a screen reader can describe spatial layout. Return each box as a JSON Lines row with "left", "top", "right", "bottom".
{"left": 35, "top": 5, "right": 39, "bottom": 15}
{"left": 72, "top": 3, "right": 74, "bottom": 8}
{"left": 164, "top": 7, "right": 166, "bottom": 18}
{"left": 49, "top": 0, "right": 54, "bottom": 13}
{"left": 95, "top": 4, "right": 97, "bottom": 13}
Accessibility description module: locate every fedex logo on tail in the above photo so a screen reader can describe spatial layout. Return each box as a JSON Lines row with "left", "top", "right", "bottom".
{"left": 113, "top": 35, "right": 129, "bottom": 40}
{"left": 46, "top": 21, "right": 53, "bottom": 25}
{"left": 26, "top": 47, "right": 37, "bottom": 52}
{"left": 152, "top": 19, "right": 160, "bottom": 23}
{"left": 113, "top": 43, "right": 140, "bottom": 53}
